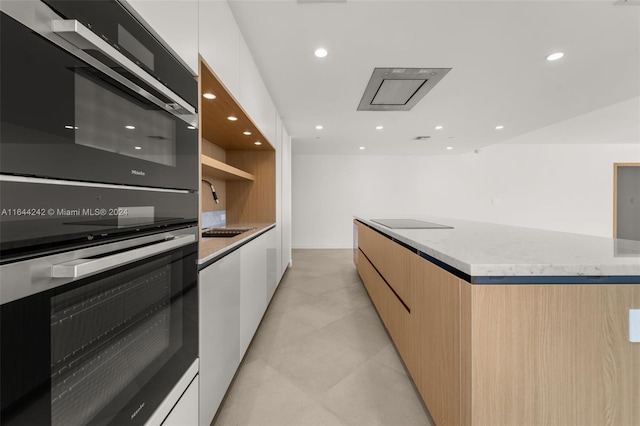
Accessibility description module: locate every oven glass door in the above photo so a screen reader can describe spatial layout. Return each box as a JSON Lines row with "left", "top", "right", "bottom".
{"left": 0, "top": 12, "right": 198, "bottom": 191}
{"left": 41, "top": 0, "right": 198, "bottom": 107}
{"left": 0, "top": 241, "right": 198, "bottom": 426}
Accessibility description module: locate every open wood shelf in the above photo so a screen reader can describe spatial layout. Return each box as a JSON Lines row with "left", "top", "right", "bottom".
{"left": 201, "top": 154, "right": 255, "bottom": 181}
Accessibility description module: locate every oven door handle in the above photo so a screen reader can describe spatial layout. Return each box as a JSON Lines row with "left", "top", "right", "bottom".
{"left": 51, "top": 234, "right": 196, "bottom": 279}
{"left": 51, "top": 19, "right": 196, "bottom": 118}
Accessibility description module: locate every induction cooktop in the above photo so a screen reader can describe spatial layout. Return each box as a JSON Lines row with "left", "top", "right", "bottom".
{"left": 371, "top": 219, "right": 454, "bottom": 229}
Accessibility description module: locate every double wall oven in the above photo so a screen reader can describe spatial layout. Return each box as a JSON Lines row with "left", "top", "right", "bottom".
{"left": 1, "top": 1, "right": 199, "bottom": 425}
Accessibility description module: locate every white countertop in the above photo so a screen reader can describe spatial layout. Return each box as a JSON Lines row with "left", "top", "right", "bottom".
{"left": 356, "top": 216, "right": 640, "bottom": 279}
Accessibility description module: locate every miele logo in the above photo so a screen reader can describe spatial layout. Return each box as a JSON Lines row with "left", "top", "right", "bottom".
{"left": 131, "top": 169, "right": 146, "bottom": 176}
{"left": 131, "top": 402, "right": 145, "bottom": 420}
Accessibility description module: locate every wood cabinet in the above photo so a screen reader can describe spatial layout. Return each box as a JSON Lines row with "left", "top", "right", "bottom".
{"left": 198, "top": 58, "right": 275, "bottom": 235}
{"left": 355, "top": 220, "right": 640, "bottom": 426}
{"left": 466, "top": 283, "right": 640, "bottom": 426}
{"left": 356, "top": 221, "right": 459, "bottom": 425}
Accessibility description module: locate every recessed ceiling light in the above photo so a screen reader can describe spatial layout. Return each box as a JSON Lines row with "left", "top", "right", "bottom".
{"left": 495, "top": 125, "right": 504, "bottom": 130}
{"left": 125, "top": 125, "right": 136, "bottom": 130}
{"left": 187, "top": 126, "right": 196, "bottom": 130}
{"left": 134, "top": 146, "right": 142, "bottom": 150}
{"left": 64, "top": 125, "right": 78, "bottom": 130}
{"left": 227, "top": 116, "right": 238, "bottom": 121}
{"left": 315, "top": 125, "right": 323, "bottom": 130}
{"left": 203, "top": 93, "right": 216, "bottom": 99}
{"left": 359, "top": 146, "right": 365, "bottom": 150}
{"left": 376, "top": 126, "right": 383, "bottom": 130}
{"left": 243, "top": 131, "right": 252, "bottom": 135}
{"left": 314, "top": 48, "right": 328, "bottom": 58}
{"left": 546, "top": 52, "right": 564, "bottom": 61}
{"left": 254, "top": 141, "right": 262, "bottom": 146}
{"left": 446, "top": 146, "right": 453, "bottom": 150}
{"left": 435, "top": 125, "right": 443, "bottom": 130}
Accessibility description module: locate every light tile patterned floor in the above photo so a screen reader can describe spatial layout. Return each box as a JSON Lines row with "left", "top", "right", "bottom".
{"left": 212, "top": 249, "right": 434, "bottom": 426}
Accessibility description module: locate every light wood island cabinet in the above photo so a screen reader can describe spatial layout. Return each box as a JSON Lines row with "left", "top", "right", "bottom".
{"left": 355, "top": 219, "right": 640, "bottom": 426}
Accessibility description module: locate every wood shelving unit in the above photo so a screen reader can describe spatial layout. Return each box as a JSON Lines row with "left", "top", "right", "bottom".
{"left": 198, "top": 55, "right": 276, "bottom": 236}
{"left": 201, "top": 155, "right": 255, "bottom": 181}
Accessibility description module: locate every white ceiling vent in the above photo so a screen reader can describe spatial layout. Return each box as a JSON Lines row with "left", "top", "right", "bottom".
{"left": 358, "top": 67, "right": 450, "bottom": 111}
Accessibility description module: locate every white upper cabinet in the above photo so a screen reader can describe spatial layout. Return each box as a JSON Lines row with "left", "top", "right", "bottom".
{"left": 238, "top": 36, "right": 277, "bottom": 146}
{"left": 198, "top": 1, "right": 277, "bottom": 146}
{"left": 198, "top": 0, "right": 241, "bottom": 98}
{"left": 122, "top": 0, "right": 199, "bottom": 75}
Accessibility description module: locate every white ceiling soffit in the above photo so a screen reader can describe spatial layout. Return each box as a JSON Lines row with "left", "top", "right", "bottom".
{"left": 358, "top": 68, "right": 451, "bottom": 111}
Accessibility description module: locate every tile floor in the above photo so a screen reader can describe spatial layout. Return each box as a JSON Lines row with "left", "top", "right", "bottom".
{"left": 211, "top": 249, "right": 434, "bottom": 426}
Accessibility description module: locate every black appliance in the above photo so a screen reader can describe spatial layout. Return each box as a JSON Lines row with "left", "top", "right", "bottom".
{"left": 0, "top": 1, "right": 198, "bottom": 191}
{"left": 0, "top": 0, "right": 201, "bottom": 261}
{"left": 0, "top": 1, "right": 200, "bottom": 425}
{"left": 0, "top": 228, "right": 198, "bottom": 426}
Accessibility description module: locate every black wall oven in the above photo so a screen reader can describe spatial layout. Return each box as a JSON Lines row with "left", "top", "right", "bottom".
{"left": 0, "top": 228, "right": 198, "bottom": 426}
{"left": 0, "top": 0, "right": 200, "bottom": 260}
{"left": 0, "top": 0, "right": 198, "bottom": 191}
{"left": 0, "top": 1, "right": 200, "bottom": 425}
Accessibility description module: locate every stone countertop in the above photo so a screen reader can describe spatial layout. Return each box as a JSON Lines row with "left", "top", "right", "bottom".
{"left": 355, "top": 216, "right": 640, "bottom": 280}
{"left": 198, "top": 222, "right": 275, "bottom": 267}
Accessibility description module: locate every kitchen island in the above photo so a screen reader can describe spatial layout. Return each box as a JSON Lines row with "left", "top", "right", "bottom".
{"left": 354, "top": 217, "right": 640, "bottom": 426}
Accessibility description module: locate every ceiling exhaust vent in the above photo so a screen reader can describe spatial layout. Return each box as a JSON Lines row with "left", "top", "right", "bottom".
{"left": 413, "top": 136, "right": 431, "bottom": 141}
{"left": 358, "top": 67, "right": 450, "bottom": 111}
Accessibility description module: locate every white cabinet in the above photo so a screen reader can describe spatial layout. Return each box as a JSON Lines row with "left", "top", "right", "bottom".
{"left": 198, "top": 0, "right": 241, "bottom": 99}
{"left": 198, "top": 250, "right": 241, "bottom": 426}
{"left": 198, "top": 228, "right": 278, "bottom": 425}
{"left": 238, "top": 38, "right": 277, "bottom": 145}
{"left": 265, "top": 228, "right": 278, "bottom": 302}
{"left": 239, "top": 232, "right": 268, "bottom": 356}
{"left": 280, "top": 126, "right": 292, "bottom": 274}
{"left": 162, "top": 375, "right": 199, "bottom": 426}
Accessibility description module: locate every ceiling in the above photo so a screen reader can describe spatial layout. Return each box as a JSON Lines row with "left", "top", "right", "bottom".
{"left": 227, "top": 0, "right": 640, "bottom": 155}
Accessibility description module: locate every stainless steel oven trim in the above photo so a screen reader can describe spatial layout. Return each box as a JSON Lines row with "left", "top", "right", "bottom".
{"left": 52, "top": 19, "right": 195, "bottom": 116}
{"left": 0, "top": 227, "right": 198, "bottom": 305}
{"left": 0, "top": 2, "right": 197, "bottom": 127}
{"left": 52, "top": 234, "right": 195, "bottom": 278}
{"left": 0, "top": 174, "right": 191, "bottom": 193}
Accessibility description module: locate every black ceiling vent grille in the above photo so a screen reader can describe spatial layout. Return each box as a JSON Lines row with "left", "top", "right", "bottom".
{"left": 358, "top": 67, "right": 450, "bottom": 111}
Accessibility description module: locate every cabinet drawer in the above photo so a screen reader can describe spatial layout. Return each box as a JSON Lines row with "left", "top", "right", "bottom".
{"left": 357, "top": 249, "right": 411, "bottom": 364}
{"left": 357, "top": 221, "right": 413, "bottom": 309}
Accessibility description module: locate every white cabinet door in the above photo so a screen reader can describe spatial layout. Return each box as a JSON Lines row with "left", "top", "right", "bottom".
{"left": 162, "top": 375, "right": 199, "bottom": 426}
{"left": 280, "top": 127, "right": 292, "bottom": 274}
{"left": 265, "top": 229, "right": 278, "bottom": 303}
{"left": 198, "top": 0, "right": 241, "bottom": 98}
{"left": 239, "top": 232, "right": 268, "bottom": 356}
{"left": 198, "top": 251, "right": 241, "bottom": 426}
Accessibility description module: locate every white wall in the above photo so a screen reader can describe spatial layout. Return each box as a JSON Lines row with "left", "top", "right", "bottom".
{"left": 292, "top": 143, "right": 640, "bottom": 248}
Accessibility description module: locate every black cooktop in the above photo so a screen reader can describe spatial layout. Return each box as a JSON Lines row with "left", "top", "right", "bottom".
{"left": 371, "top": 219, "right": 454, "bottom": 229}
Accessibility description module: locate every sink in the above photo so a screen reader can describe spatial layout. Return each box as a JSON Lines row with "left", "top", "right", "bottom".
{"left": 201, "top": 227, "right": 255, "bottom": 238}
{"left": 371, "top": 219, "right": 453, "bottom": 229}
